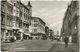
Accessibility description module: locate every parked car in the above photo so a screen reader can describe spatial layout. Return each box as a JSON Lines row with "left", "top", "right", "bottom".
{"left": 5, "top": 37, "right": 11, "bottom": 43}
{"left": 41, "top": 36, "right": 47, "bottom": 40}
{"left": 5, "top": 36, "right": 15, "bottom": 43}
{"left": 32, "top": 36, "right": 39, "bottom": 39}
{"left": 29, "top": 36, "right": 33, "bottom": 40}
{"left": 54, "top": 37, "right": 58, "bottom": 40}
{"left": 10, "top": 37, "right": 16, "bottom": 42}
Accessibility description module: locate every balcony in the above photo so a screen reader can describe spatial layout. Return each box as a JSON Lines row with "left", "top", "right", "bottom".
{"left": 1, "top": 24, "right": 5, "bottom": 29}
{"left": 12, "top": 26, "right": 20, "bottom": 30}
{"left": 23, "top": 20, "right": 30, "bottom": 25}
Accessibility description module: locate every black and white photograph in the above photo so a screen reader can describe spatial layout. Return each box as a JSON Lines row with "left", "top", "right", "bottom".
{"left": 1, "top": 0, "right": 80, "bottom": 52}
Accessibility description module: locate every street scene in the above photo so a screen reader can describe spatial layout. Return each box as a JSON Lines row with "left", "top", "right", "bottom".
{"left": 1, "top": 0, "right": 80, "bottom": 52}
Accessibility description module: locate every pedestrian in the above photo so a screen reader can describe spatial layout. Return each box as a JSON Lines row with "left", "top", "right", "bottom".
{"left": 64, "top": 36, "right": 69, "bottom": 47}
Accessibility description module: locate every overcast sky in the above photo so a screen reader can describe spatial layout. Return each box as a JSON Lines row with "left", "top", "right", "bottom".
{"left": 21, "top": 0, "right": 71, "bottom": 35}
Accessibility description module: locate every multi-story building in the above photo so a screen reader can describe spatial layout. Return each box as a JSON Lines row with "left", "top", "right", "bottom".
{"left": 1, "top": 0, "right": 32, "bottom": 41}
{"left": 29, "top": 17, "right": 46, "bottom": 36}
{"left": 12, "top": 1, "right": 22, "bottom": 40}
{"left": 61, "top": 1, "right": 79, "bottom": 43}
{"left": 1, "top": 0, "right": 14, "bottom": 41}
{"left": 13, "top": 1, "right": 32, "bottom": 40}
{"left": 19, "top": 1, "right": 32, "bottom": 39}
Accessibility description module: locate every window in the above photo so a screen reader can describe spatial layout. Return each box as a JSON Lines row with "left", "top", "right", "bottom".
{"left": 34, "top": 19, "right": 37, "bottom": 22}
{"left": 24, "top": 13, "right": 25, "bottom": 19}
{"left": 28, "top": 16, "right": 30, "bottom": 20}
{"left": 27, "top": 16, "right": 29, "bottom": 20}
{"left": 16, "top": 9, "right": 19, "bottom": 17}
{"left": 9, "top": 17, "right": 13, "bottom": 26}
{"left": 20, "top": 11, "right": 22, "bottom": 17}
{"left": 14, "top": 3, "right": 15, "bottom": 6}
{"left": 6, "top": 33, "right": 8, "bottom": 36}
{"left": 7, "top": 15, "right": 10, "bottom": 25}
{"left": 26, "top": 15, "right": 27, "bottom": 20}
{"left": 1, "top": 5, "right": 5, "bottom": 12}
{"left": 32, "top": 24, "right": 34, "bottom": 27}
{"left": 10, "top": 32, "right": 12, "bottom": 36}
{"left": 1, "top": 14, "right": 5, "bottom": 25}
{"left": 34, "top": 29, "right": 37, "bottom": 32}
{"left": 34, "top": 24, "right": 37, "bottom": 27}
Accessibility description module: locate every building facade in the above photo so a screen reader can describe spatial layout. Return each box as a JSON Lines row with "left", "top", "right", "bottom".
{"left": 1, "top": 1, "right": 14, "bottom": 41}
{"left": 48, "top": 29, "right": 54, "bottom": 36}
{"left": 1, "top": 0, "right": 32, "bottom": 41}
{"left": 61, "top": 1, "right": 79, "bottom": 43}
{"left": 13, "top": 1, "right": 32, "bottom": 40}
{"left": 48, "top": 29, "right": 54, "bottom": 39}
{"left": 45, "top": 26, "right": 49, "bottom": 36}
{"left": 29, "top": 17, "right": 46, "bottom": 36}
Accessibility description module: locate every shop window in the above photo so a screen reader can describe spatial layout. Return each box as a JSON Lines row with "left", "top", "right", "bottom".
{"left": 34, "top": 29, "right": 37, "bottom": 32}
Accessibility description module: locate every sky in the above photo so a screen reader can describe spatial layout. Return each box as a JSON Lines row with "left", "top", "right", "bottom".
{"left": 21, "top": 0, "right": 71, "bottom": 35}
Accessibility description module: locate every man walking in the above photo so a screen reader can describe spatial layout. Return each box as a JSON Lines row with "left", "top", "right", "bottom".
{"left": 64, "top": 36, "right": 69, "bottom": 47}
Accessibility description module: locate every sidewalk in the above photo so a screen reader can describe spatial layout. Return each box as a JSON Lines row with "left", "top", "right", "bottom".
{"left": 49, "top": 41, "right": 79, "bottom": 52}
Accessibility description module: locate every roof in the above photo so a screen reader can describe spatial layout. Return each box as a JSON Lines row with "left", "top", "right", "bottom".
{"left": 27, "top": 1, "right": 32, "bottom": 7}
{"left": 20, "top": 1, "right": 29, "bottom": 10}
{"left": 31, "top": 17, "right": 46, "bottom": 25}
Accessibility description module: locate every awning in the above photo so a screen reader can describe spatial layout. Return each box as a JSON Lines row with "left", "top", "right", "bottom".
{"left": 30, "top": 32, "right": 45, "bottom": 35}
{"left": 12, "top": 27, "right": 20, "bottom": 30}
{"left": 19, "top": 29, "right": 24, "bottom": 33}
{"left": 24, "top": 33, "right": 31, "bottom": 36}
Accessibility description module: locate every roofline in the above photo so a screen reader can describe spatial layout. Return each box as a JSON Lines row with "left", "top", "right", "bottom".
{"left": 20, "top": 2, "right": 29, "bottom": 10}
{"left": 31, "top": 17, "right": 46, "bottom": 25}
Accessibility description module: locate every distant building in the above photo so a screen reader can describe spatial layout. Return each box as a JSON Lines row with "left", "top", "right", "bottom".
{"left": 45, "top": 26, "right": 49, "bottom": 36}
{"left": 29, "top": 17, "right": 46, "bottom": 36}
{"left": 61, "top": 1, "right": 79, "bottom": 43}
{"left": 48, "top": 29, "right": 54, "bottom": 36}
{"left": 48, "top": 29, "right": 54, "bottom": 39}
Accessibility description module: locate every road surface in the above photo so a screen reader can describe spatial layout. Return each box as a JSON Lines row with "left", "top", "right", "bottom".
{"left": 1, "top": 40, "right": 79, "bottom": 52}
